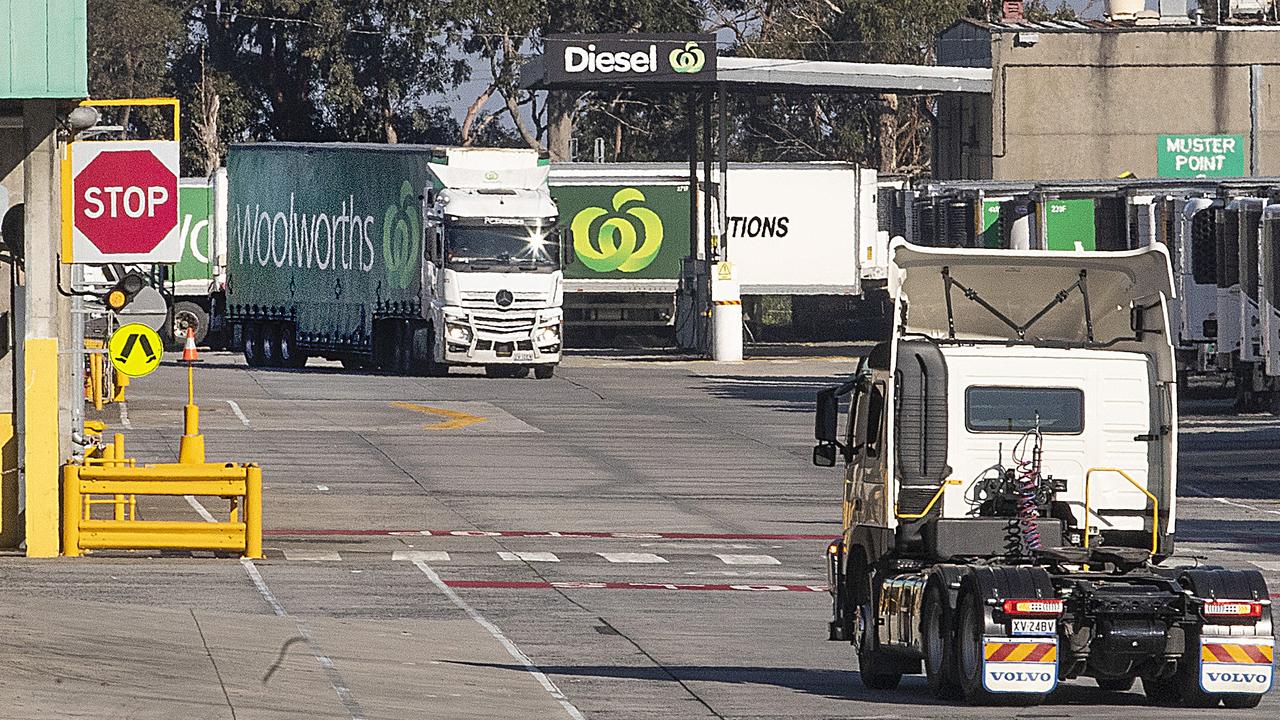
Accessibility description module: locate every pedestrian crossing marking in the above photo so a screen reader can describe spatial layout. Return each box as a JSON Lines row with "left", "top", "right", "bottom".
{"left": 598, "top": 552, "right": 668, "bottom": 564}
{"left": 392, "top": 550, "right": 451, "bottom": 562}
{"left": 281, "top": 550, "right": 341, "bottom": 561}
{"left": 498, "top": 551, "right": 560, "bottom": 562}
{"left": 714, "top": 554, "right": 780, "bottom": 565}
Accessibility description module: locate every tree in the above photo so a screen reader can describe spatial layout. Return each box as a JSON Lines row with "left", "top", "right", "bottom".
{"left": 86, "top": 0, "right": 185, "bottom": 134}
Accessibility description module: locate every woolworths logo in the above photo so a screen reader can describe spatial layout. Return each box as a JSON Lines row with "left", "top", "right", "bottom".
{"left": 669, "top": 42, "right": 705, "bottom": 74}
{"left": 383, "top": 181, "right": 421, "bottom": 289}
{"left": 571, "top": 188, "right": 664, "bottom": 273}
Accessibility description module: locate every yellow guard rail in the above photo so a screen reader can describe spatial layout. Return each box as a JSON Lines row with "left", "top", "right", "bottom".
{"left": 1084, "top": 467, "right": 1160, "bottom": 557}
{"left": 63, "top": 461, "right": 262, "bottom": 558}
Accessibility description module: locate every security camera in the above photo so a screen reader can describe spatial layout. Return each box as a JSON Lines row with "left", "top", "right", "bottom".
{"left": 67, "top": 106, "right": 100, "bottom": 133}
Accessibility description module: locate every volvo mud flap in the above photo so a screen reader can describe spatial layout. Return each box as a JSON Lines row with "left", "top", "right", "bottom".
{"left": 982, "top": 638, "right": 1059, "bottom": 694}
{"left": 1198, "top": 637, "right": 1274, "bottom": 695}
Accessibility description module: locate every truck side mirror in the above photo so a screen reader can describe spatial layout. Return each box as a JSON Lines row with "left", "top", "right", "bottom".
{"left": 813, "top": 443, "right": 837, "bottom": 467}
{"left": 815, "top": 388, "right": 839, "bottom": 443}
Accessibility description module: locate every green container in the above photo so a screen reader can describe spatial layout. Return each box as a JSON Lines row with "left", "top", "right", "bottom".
{"left": 551, "top": 183, "right": 690, "bottom": 280}
{"left": 226, "top": 143, "right": 432, "bottom": 346}
{"left": 172, "top": 180, "right": 214, "bottom": 289}
{"left": 1044, "top": 199, "right": 1096, "bottom": 251}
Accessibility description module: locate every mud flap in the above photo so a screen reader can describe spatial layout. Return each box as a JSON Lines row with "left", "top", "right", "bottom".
{"left": 1199, "top": 637, "right": 1274, "bottom": 694}
{"left": 982, "top": 637, "right": 1058, "bottom": 694}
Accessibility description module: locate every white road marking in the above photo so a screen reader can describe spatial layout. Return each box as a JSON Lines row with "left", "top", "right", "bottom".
{"left": 225, "top": 399, "right": 251, "bottom": 428}
{"left": 241, "top": 559, "right": 366, "bottom": 720}
{"left": 498, "top": 551, "right": 560, "bottom": 563}
{"left": 316, "top": 485, "right": 330, "bottom": 492}
{"left": 598, "top": 552, "right": 667, "bottom": 564}
{"left": 118, "top": 401, "right": 132, "bottom": 429}
{"left": 184, "top": 495, "right": 218, "bottom": 523}
{"left": 1183, "top": 486, "right": 1280, "bottom": 517}
{"left": 283, "top": 550, "right": 341, "bottom": 562}
{"left": 408, "top": 559, "right": 586, "bottom": 720}
{"left": 392, "top": 550, "right": 450, "bottom": 562}
{"left": 1250, "top": 561, "right": 1280, "bottom": 572}
{"left": 714, "top": 554, "right": 781, "bottom": 565}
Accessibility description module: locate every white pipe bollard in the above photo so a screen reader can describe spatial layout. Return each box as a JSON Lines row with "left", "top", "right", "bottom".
{"left": 712, "top": 262, "right": 744, "bottom": 362}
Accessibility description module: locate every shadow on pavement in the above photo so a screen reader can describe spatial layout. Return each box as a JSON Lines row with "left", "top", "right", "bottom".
{"left": 448, "top": 661, "right": 1162, "bottom": 707}
{"left": 697, "top": 375, "right": 851, "bottom": 414}
{"left": 1173, "top": 519, "right": 1280, "bottom": 553}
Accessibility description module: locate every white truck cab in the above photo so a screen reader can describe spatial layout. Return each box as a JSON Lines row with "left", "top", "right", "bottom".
{"left": 815, "top": 241, "right": 1272, "bottom": 707}
{"left": 422, "top": 148, "right": 563, "bottom": 378}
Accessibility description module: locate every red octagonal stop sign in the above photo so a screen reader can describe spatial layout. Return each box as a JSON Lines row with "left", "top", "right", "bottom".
{"left": 70, "top": 140, "right": 180, "bottom": 263}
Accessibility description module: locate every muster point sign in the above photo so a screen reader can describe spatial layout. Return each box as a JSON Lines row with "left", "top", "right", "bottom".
{"left": 68, "top": 140, "right": 181, "bottom": 263}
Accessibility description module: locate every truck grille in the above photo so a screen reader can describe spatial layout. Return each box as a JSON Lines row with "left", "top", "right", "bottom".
{"left": 460, "top": 291, "right": 548, "bottom": 309}
{"left": 470, "top": 312, "right": 536, "bottom": 336}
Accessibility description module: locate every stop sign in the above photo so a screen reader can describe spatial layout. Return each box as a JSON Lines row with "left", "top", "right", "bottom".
{"left": 70, "top": 140, "right": 180, "bottom": 263}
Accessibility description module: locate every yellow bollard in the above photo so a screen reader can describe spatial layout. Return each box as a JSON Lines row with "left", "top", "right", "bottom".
{"left": 113, "top": 371, "right": 128, "bottom": 402}
{"left": 245, "top": 464, "right": 263, "bottom": 559}
{"left": 112, "top": 433, "right": 126, "bottom": 520}
{"left": 178, "top": 365, "right": 206, "bottom": 464}
{"left": 62, "top": 465, "right": 81, "bottom": 557}
{"left": 90, "top": 353, "right": 104, "bottom": 411}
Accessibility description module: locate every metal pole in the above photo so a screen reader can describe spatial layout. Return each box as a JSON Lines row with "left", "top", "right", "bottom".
{"left": 702, "top": 92, "right": 715, "bottom": 355}
{"left": 1250, "top": 64, "right": 1263, "bottom": 176}
{"left": 687, "top": 92, "right": 700, "bottom": 351}
{"left": 718, "top": 87, "right": 729, "bottom": 261}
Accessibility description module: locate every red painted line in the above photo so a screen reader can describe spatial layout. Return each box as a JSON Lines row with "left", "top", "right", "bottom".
{"left": 443, "top": 579, "right": 827, "bottom": 593}
{"left": 264, "top": 528, "right": 833, "bottom": 541}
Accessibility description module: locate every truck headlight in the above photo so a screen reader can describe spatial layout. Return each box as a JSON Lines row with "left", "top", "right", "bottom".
{"left": 446, "top": 323, "right": 473, "bottom": 344}
{"left": 534, "top": 324, "right": 561, "bottom": 346}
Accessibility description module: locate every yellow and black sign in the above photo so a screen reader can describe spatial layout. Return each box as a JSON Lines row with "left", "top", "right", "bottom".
{"left": 109, "top": 323, "right": 163, "bottom": 377}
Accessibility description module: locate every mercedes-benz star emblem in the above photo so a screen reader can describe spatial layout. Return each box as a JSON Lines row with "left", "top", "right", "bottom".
{"left": 495, "top": 290, "right": 514, "bottom": 308}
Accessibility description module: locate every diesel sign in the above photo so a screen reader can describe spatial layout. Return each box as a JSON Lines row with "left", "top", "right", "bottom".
{"left": 544, "top": 34, "right": 716, "bottom": 85}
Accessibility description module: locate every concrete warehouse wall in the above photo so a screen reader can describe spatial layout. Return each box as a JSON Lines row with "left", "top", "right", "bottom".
{"left": 935, "top": 23, "right": 1280, "bottom": 180}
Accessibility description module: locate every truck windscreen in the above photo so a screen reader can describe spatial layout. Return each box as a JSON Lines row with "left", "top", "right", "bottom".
{"left": 446, "top": 220, "right": 559, "bottom": 272}
{"left": 964, "top": 386, "right": 1083, "bottom": 434}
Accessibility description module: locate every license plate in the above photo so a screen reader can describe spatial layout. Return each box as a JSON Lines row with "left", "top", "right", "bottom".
{"left": 1011, "top": 619, "right": 1057, "bottom": 636}
{"left": 512, "top": 351, "right": 534, "bottom": 362}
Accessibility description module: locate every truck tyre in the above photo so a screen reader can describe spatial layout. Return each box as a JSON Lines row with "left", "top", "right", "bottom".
{"left": 1160, "top": 569, "right": 1273, "bottom": 709}
{"left": 262, "top": 323, "right": 283, "bottom": 368}
{"left": 922, "top": 581, "right": 962, "bottom": 700}
{"left": 534, "top": 364, "right": 555, "bottom": 380}
{"left": 849, "top": 553, "right": 902, "bottom": 691}
{"left": 395, "top": 321, "right": 414, "bottom": 375}
{"left": 279, "top": 324, "right": 307, "bottom": 369}
{"left": 956, "top": 568, "right": 1051, "bottom": 706}
{"left": 171, "top": 301, "right": 209, "bottom": 348}
{"left": 412, "top": 324, "right": 448, "bottom": 377}
{"left": 242, "top": 323, "right": 265, "bottom": 367}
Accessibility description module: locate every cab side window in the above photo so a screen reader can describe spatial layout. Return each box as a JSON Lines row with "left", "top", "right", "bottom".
{"left": 864, "top": 383, "right": 885, "bottom": 458}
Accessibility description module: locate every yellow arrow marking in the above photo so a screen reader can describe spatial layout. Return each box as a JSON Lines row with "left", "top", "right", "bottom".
{"left": 391, "top": 402, "right": 487, "bottom": 430}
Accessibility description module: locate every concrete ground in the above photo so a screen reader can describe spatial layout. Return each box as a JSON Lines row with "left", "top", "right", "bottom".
{"left": 0, "top": 349, "right": 1275, "bottom": 719}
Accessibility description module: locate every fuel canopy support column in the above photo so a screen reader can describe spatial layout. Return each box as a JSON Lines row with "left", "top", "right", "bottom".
{"left": 21, "top": 100, "right": 67, "bottom": 557}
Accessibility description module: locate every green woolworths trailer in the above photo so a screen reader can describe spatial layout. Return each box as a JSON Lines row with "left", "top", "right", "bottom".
{"left": 226, "top": 143, "right": 437, "bottom": 362}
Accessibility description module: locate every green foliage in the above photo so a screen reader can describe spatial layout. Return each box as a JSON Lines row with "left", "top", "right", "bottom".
{"left": 86, "top": 0, "right": 1027, "bottom": 174}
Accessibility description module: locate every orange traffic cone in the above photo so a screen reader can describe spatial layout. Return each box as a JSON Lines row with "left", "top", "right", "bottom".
{"left": 181, "top": 327, "right": 199, "bottom": 362}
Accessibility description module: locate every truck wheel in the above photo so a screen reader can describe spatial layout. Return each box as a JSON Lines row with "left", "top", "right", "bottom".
{"left": 279, "top": 324, "right": 307, "bottom": 369}
{"left": 394, "top": 321, "right": 413, "bottom": 375}
{"left": 1166, "top": 569, "right": 1273, "bottom": 709}
{"left": 922, "top": 582, "right": 962, "bottom": 699}
{"left": 956, "top": 579, "right": 1045, "bottom": 706}
{"left": 534, "top": 364, "right": 556, "bottom": 379}
{"left": 242, "top": 323, "right": 265, "bottom": 368}
{"left": 849, "top": 554, "right": 902, "bottom": 691}
{"left": 171, "top": 301, "right": 209, "bottom": 348}
{"left": 262, "top": 323, "right": 283, "bottom": 368}
{"left": 412, "top": 325, "right": 447, "bottom": 377}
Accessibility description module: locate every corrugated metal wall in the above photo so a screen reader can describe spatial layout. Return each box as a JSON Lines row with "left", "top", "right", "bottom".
{"left": 0, "top": 0, "right": 87, "bottom": 99}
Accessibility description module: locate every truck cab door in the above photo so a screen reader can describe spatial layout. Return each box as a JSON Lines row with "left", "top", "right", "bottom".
{"left": 845, "top": 380, "right": 889, "bottom": 530}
